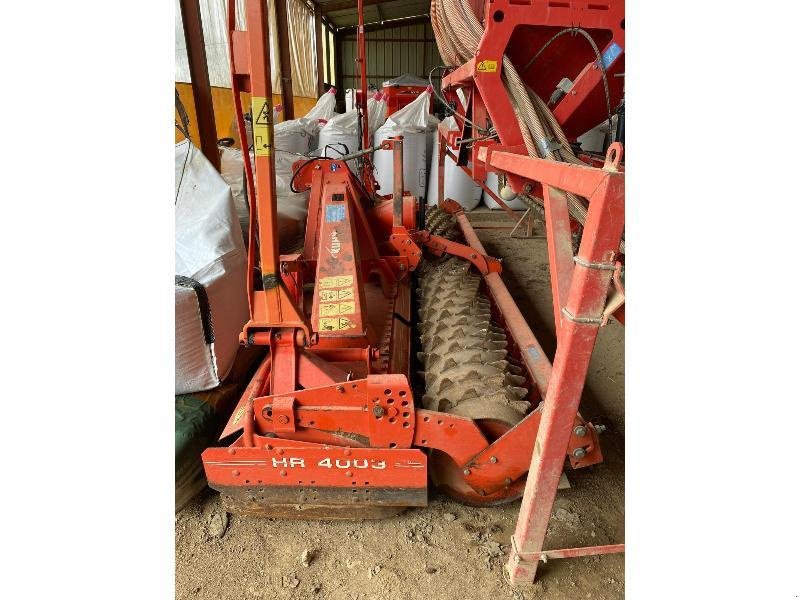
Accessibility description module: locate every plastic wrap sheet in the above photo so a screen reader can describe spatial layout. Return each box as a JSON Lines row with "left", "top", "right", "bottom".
{"left": 175, "top": 0, "right": 317, "bottom": 96}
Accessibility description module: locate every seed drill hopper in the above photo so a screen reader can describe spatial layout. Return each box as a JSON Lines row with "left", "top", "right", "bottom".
{"left": 202, "top": 0, "right": 625, "bottom": 586}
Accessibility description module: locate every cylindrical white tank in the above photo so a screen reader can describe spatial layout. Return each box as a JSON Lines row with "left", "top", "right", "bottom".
{"left": 372, "top": 128, "right": 427, "bottom": 199}
{"left": 427, "top": 132, "right": 481, "bottom": 210}
{"left": 483, "top": 171, "right": 526, "bottom": 210}
{"left": 317, "top": 129, "right": 359, "bottom": 170}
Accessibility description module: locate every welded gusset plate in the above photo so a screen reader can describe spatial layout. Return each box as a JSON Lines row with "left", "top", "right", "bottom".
{"left": 203, "top": 444, "right": 428, "bottom": 494}
{"left": 251, "top": 375, "right": 416, "bottom": 449}
{"left": 216, "top": 485, "right": 426, "bottom": 519}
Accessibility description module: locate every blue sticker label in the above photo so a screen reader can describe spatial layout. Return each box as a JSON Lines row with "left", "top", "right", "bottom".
{"left": 325, "top": 204, "right": 346, "bottom": 223}
{"left": 599, "top": 42, "right": 622, "bottom": 69}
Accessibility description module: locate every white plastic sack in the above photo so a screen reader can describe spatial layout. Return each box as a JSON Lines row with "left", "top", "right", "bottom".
{"left": 483, "top": 171, "right": 526, "bottom": 210}
{"left": 175, "top": 141, "right": 249, "bottom": 394}
{"left": 369, "top": 92, "right": 388, "bottom": 133}
{"left": 219, "top": 147, "right": 247, "bottom": 241}
{"left": 372, "top": 89, "right": 433, "bottom": 199}
{"left": 305, "top": 88, "right": 338, "bottom": 123}
{"left": 317, "top": 108, "right": 360, "bottom": 171}
{"left": 426, "top": 117, "right": 481, "bottom": 210}
{"left": 274, "top": 118, "right": 311, "bottom": 155}
{"left": 219, "top": 146, "right": 309, "bottom": 247}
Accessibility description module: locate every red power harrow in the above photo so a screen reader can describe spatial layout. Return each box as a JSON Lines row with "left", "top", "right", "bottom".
{"left": 202, "top": 0, "right": 625, "bottom": 586}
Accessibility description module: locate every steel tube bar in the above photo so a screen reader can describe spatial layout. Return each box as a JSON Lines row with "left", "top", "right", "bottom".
{"left": 542, "top": 185, "right": 575, "bottom": 337}
{"left": 455, "top": 212, "right": 552, "bottom": 398}
{"left": 245, "top": 0, "right": 281, "bottom": 318}
{"left": 357, "top": 0, "right": 370, "bottom": 152}
{"left": 179, "top": 0, "right": 219, "bottom": 169}
{"left": 392, "top": 138, "right": 404, "bottom": 227}
{"left": 518, "top": 543, "right": 625, "bottom": 561}
{"left": 506, "top": 167, "right": 624, "bottom": 586}
{"left": 490, "top": 151, "right": 609, "bottom": 200}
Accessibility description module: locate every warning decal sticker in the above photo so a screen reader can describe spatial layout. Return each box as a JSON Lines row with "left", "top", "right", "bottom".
{"left": 251, "top": 96, "right": 273, "bottom": 156}
{"left": 319, "top": 275, "right": 353, "bottom": 289}
{"left": 319, "top": 317, "right": 356, "bottom": 331}
{"left": 476, "top": 59, "right": 498, "bottom": 73}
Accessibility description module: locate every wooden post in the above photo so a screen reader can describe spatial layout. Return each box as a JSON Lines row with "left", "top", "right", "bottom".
{"left": 314, "top": 5, "right": 325, "bottom": 95}
{"left": 274, "top": 0, "right": 294, "bottom": 119}
{"left": 178, "top": 0, "right": 219, "bottom": 169}
{"left": 334, "top": 32, "right": 344, "bottom": 111}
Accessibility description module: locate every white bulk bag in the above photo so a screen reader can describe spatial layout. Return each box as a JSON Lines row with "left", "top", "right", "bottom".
{"left": 305, "top": 88, "right": 338, "bottom": 123}
{"left": 372, "top": 89, "right": 432, "bottom": 199}
{"left": 483, "top": 171, "right": 526, "bottom": 210}
{"left": 274, "top": 118, "right": 311, "bottom": 155}
{"left": 317, "top": 109, "right": 360, "bottom": 170}
{"left": 305, "top": 88, "right": 339, "bottom": 150}
{"left": 426, "top": 117, "right": 482, "bottom": 210}
{"left": 175, "top": 141, "right": 249, "bottom": 394}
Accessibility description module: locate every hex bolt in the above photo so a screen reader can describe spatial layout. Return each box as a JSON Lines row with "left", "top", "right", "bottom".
{"left": 277, "top": 415, "right": 290, "bottom": 425}
{"left": 504, "top": 477, "right": 512, "bottom": 485}
{"left": 373, "top": 405, "right": 385, "bottom": 418}
{"left": 573, "top": 425, "right": 587, "bottom": 437}
{"left": 345, "top": 471, "right": 353, "bottom": 477}
{"left": 489, "top": 456, "right": 498, "bottom": 464}
{"left": 572, "top": 447, "right": 587, "bottom": 459}
{"left": 280, "top": 470, "right": 287, "bottom": 476}
{"left": 523, "top": 183, "right": 534, "bottom": 193}
{"left": 336, "top": 385, "right": 345, "bottom": 393}
{"left": 463, "top": 468, "right": 471, "bottom": 476}
{"left": 595, "top": 424, "right": 607, "bottom": 434}
{"left": 232, "top": 470, "right": 240, "bottom": 476}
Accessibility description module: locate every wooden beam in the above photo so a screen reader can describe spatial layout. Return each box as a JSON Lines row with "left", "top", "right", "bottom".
{"left": 178, "top": 0, "right": 219, "bottom": 169}
{"left": 274, "top": 0, "right": 295, "bottom": 119}
{"left": 314, "top": 5, "right": 325, "bottom": 95}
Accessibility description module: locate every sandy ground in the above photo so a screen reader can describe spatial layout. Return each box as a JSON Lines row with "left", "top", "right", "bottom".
{"left": 176, "top": 209, "right": 625, "bottom": 599}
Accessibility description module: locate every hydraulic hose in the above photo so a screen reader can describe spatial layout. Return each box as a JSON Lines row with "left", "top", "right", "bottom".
{"left": 430, "top": 0, "right": 592, "bottom": 227}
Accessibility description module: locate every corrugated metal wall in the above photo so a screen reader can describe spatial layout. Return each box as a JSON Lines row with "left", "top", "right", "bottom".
{"left": 340, "top": 22, "right": 442, "bottom": 90}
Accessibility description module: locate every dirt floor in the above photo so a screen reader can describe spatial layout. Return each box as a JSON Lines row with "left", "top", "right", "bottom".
{"left": 175, "top": 209, "right": 625, "bottom": 600}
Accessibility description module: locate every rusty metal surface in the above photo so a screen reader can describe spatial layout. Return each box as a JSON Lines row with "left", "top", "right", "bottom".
{"left": 217, "top": 484, "right": 425, "bottom": 519}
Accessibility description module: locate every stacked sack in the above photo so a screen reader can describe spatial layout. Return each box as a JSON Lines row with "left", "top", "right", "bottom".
{"left": 372, "top": 87, "right": 434, "bottom": 200}
{"left": 317, "top": 91, "right": 387, "bottom": 171}
{"left": 427, "top": 116, "right": 482, "bottom": 210}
